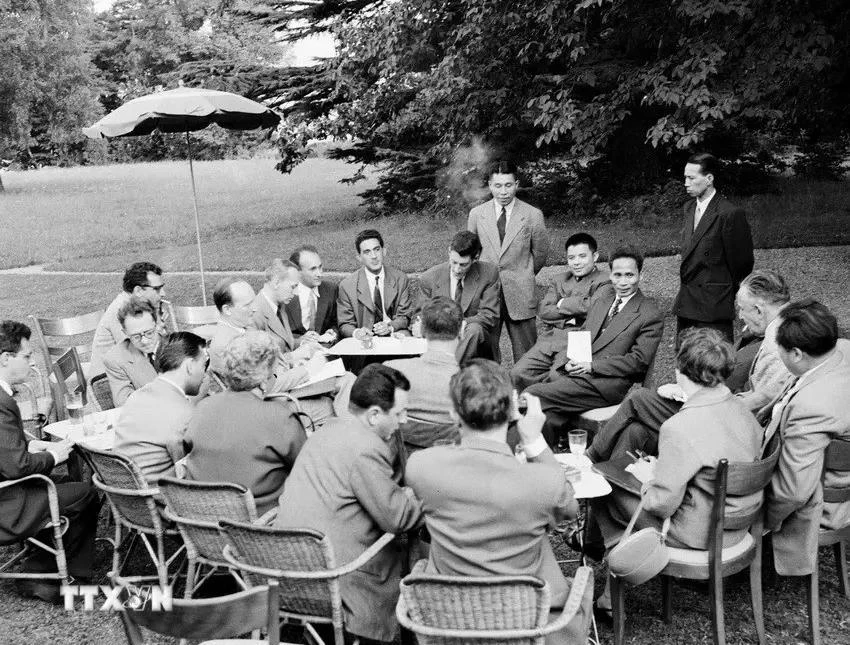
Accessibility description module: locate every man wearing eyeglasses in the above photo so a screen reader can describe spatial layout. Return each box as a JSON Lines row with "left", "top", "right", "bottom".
{"left": 90, "top": 261, "right": 166, "bottom": 379}
{"left": 103, "top": 297, "right": 165, "bottom": 406}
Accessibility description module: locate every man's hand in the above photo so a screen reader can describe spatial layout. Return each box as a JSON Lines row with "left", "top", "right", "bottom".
{"left": 657, "top": 382, "right": 687, "bottom": 402}
{"left": 626, "top": 456, "right": 657, "bottom": 484}
{"left": 516, "top": 393, "right": 547, "bottom": 447}
{"left": 372, "top": 321, "right": 392, "bottom": 336}
{"left": 564, "top": 360, "right": 591, "bottom": 375}
{"left": 300, "top": 330, "right": 322, "bottom": 344}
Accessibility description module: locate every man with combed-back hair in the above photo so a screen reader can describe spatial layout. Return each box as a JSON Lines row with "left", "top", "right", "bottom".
{"left": 406, "top": 360, "right": 592, "bottom": 643}
{"left": 275, "top": 364, "right": 422, "bottom": 643}
{"left": 103, "top": 297, "right": 164, "bottom": 406}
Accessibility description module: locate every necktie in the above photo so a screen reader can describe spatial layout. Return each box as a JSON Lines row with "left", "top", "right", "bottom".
{"left": 147, "top": 353, "right": 157, "bottom": 371}
{"left": 373, "top": 275, "right": 384, "bottom": 320}
{"left": 693, "top": 202, "right": 704, "bottom": 231}
{"left": 305, "top": 289, "right": 318, "bottom": 330}
{"left": 454, "top": 278, "right": 463, "bottom": 307}
{"left": 597, "top": 297, "right": 622, "bottom": 338}
{"left": 497, "top": 206, "right": 507, "bottom": 242}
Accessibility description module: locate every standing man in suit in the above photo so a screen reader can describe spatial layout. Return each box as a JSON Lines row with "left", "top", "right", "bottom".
{"left": 337, "top": 229, "right": 414, "bottom": 337}
{"left": 287, "top": 245, "right": 339, "bottom": 345}
{"left": 764, "top": 300, "right": 850, "bottom": 577}
{"left": 0, "top": 320, "right": 99, "bottom": 602}
{"left": 103, "top": 297, "right": 163, "bottom": 406}
{"left": 406, "top": 360, "right": 592, "bottom": 642}
{"left": 674, "top": 152, "right": 753, "bottom": 344}
{"left": 468, "top": 159, "right": 548, "bottom": 361}
{"left": 516, "top": 247, "right": 664, "bottom": 442}
{"left": 275, "top": 364, "right": 423, "bottom": 643}
{"left": 113, "top": 332, "right": 209, "bottom": 480}
{"left": 416, "top": 231, "right": 501, "bottom": 362}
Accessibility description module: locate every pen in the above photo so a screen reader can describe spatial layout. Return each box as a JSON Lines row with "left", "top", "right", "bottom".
{"left": 626, "top": 450, "right": 640, "bottom": 462}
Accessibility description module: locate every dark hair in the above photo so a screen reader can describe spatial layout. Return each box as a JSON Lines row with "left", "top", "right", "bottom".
{"left": 564, "top": 232, "right": 598, "bottom": 254}
{"left": 450, "top": 231, "right": 482, "bottom": 259}
{"left": 355, "top": 229, "right": 384, "bottom": 253}
{"left": 155, "top": 331, "right": 206, "bottom": 373}
{"left": 740, "top": 270, "right": 790, "bottom": 306}
{"left": 449, "top": 359, "right": 513, "bottom": 430}
{"left": 487, "top": 159, "right": 518, "bottom": 179}
{"left": 117, "top": 296, "right": 158, "bottom": 328}
{"left": 421, "top": 297, "right": 463, "bottom": 341}
{"left": 676, "top": 328, "right": 734, "bottom": 387}
{"left": 0, "top": 320, "right": 32, "bottom": 355}
{"left": 122, "top": 262, "right": 163, "bottom": 293}
{"left": 776, "top": 298, "right": 838, "bottom": 357}
{"left": 213, "top": 277, "right": 240, "bottom": 312}
{"left": 686, "top": 152, "right": 720, "bottom": 178}
{"left": 289, "top": 245, "right": 320, "bottom": 268}
{"left": 610, "top": 246, "right": 644, "bottom": 272}
{"left": 349, "top": 363, "right": 410, "bottom": 412}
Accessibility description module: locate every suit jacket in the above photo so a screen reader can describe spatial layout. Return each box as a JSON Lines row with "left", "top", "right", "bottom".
{"left": 765, "top": 340, "right": 850, "bottom": 575}
{"left": 417, "top": 260, "right": 501, "bottom": 331}
{"left": 552, "top": 290, "right": 664, "bottom": 402}
{"left": 538, "top": 266, "right": 612, "bottom": 333}
{"left": 113, "top": 377, "right": 194, "bottom": 480}
{"left": 252, "top": 291, "right": 296, "bottom": 354}
{"left": 103, "top": 338, "right": 158, "bottom": 406}
{"left": 0, "top": 389, "right": 56, "bottom": 542}
{"left": 673, "top": 194, "right": 754, "bottom": 323}
{"left": 641, "top": 386, "right": 763, "bottom": 549}
{"left": 184, "top": 391, "right": 306, "bottom": 516}
{"left": 90, "top": 291, "right": 131, "bottom": 377}
{"left": 285, "top": 281, "right": 339, "bottom": 339}
{"left": 467, "top": 198, "right": 548, "bottom": 320}
{"left": 275, "top": 418, "right": 422, "bottom": 641}
{"left": 736, "top": 316, "right": 792, "bottom": 412}
{"left": 336, "top": 266, "right": 414, "bottom": 337}
{"left": 406, "top": 436, "right": 578, "bottom": 607}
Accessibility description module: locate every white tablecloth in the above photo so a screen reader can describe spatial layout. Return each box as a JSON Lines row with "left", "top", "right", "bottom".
{"left": 328, "top": 336, "right": 427, "bottom": 356}
{"left": 43, "top": 408, "right": 120, "bottom": 451}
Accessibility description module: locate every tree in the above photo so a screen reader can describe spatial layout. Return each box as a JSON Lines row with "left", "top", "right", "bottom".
{"left": 245, "top": 0, "right": 850, "bottom": 213}
{"left": 0, "top": 0, "right": 103, "bottom": 178}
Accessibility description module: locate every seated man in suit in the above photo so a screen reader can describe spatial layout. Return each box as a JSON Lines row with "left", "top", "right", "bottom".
{"left": 587, "top": 269, "right": 793, "bottom": 462}
{"left": 0, "top": 321, "right": 100, "bottom": 602}
{"left": 386, "top": 297, "right": 462, "bottom": 456}
{"left": 286, "top": 245, "right": 339, "bottom": 346}
{"left": 406, "top": 360, "right": 591, "bottom": 643}
{"left": 103, "top": 297, "right": 164, "bottom": 406}
{"left": 537, "top": 232, "right": 612, "bottom": 336}
{"left": 90, "top": 261, "right": 166, "bottom": 378}
{"left": 512, "top": 247, "right": 664, "bottom": 443}
{"left": 337, "top": 229, "right": 414, "bottom": 337}
{"left": 275, "top": 364, "right": 423, "bottom": 644}
{"left": 416, "top": 231, "right": 500, "bottom": 363}
{"left": 764, "top": 299, "right": 850, "bottom": 578}
{"left": 113, "top": 332, "right": 208, "bottom": 480}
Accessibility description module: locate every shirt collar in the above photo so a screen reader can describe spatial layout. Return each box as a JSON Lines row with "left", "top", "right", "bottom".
{"left": 157, "top": 375, "right": 189, "bottom": 401}
{"left": 493, "top": 198, "right": 515, "bottom": 218}
{"left": 613, "top": 291, "right": 637, "bottom": 308}
{"left": 0, "top": 378, "right": 13, "bottom": 397}
{"left": 697, "top": 188, "right": 716, "bottom": 210}
{"left": 296, "top": 282, "right": 320, "bottom": 298}
{"left": 364, "top": 267, "right": 386, "bottom": 285}
{"left": 459, "top": 435, "right": 514, "bottom": 457}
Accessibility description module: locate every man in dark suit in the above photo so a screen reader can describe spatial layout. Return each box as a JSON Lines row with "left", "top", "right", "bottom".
{"left": 674, "top": 152, "right": 754, "bottom": 343}
{"left": 515, "top": 248, "right": 664, "bottom": 442}
{"left": 467, "top": 159, "right": 548, "bottom": 361}
{"left": 337, "top": 229, "right": 414, "bottom": 337}
{"left": 0, "top": 321, "right": 100, "bottom": 602}
{"left": 286, "top": 245, "right": 339, "bottom": 345}
{"left": 416, "top": 231, "right": 501, "bottom": 363}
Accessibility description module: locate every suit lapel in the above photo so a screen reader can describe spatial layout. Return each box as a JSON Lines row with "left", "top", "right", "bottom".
{"left": 460, "top": 262, "right": 480, "bottom": 313}
{"left": 585, "top": 293, "right": 612, "bottom": 341}
{"left": 681, "top": 197, "right": 721, "bottom": 262}
{"left": 500, "top": 201, "right": 525, "bottom": 254}
{"left": 479, "top": 201, "right": 502, "bottom": 255}
{"left": 435, "top": 264, "right": 452, "bottom": 299}
{"left": 278, "top": 305, "right": 295, "bottom": 348}
{"left": 356, "top": 269, "right": 376, "bottom": 315}
{"left": 384, "top": 270, "right": 398, "bottom": 317}
{"left": 288, "top": 296, "right": 303, "bottom": 331}
{"left": 592, "top": 292, "right": 643, "bottom": 351}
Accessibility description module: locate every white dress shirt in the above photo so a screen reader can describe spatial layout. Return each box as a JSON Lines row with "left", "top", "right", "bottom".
{"left": 296, "top": 282, "right": 321, "bottom": 330}
{"left": 693, "top": 188, "right": 716, "bottom": 230}
{"left": 0, "top": 378, "right": 13, "bottom": 397}
{"left": 608, "top": 291, "right": 636, "bottom": 316}
{"left": 364, "top": 268, "right": 391, "bottom": 323}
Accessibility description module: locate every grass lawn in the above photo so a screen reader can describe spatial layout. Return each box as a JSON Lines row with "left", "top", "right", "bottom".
{"left": 1, "top": 158, "right": 849, "bottom": 273}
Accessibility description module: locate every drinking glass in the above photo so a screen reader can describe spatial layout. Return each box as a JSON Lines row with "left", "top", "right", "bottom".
{"left": 568, "top": 430, "right": 588, "bottom": 457}
{"left": 65, "top": 392, "right": 84, "bottom": 426}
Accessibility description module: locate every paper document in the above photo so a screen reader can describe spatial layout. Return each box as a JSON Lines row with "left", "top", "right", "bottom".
{"left": 566, "top": 330, "right": 593, "bottom": 363}
{"left": 297, "top": 358, "right": 346, "bottom": 389}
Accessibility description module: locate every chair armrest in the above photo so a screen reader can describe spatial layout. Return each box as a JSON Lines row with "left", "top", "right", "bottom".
{"left": 92, "top": 475, "right": 160, "bottom": 498}
{"left": 0, "top": 474, "right": 63, "bottom": 528}
{"left": 255, "top": 507, "right": 278, "bottom": 525}
{"left": 537, "top": 565, "right": 593, "bottom": 635}
{"left": 333, "top": 532, "right": 395, "bottom": 576}
{"left": 0, "top": 473, "right": 57, "bottom": 493}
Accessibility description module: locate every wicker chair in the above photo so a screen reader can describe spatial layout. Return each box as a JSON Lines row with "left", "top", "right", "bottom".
{"left": 0, "top": 475, "right": 71, "bottom": 586}
{"left": 219, "top": 519, "right": 396, "bottom": 645}
{"left": 611, "top": 448, "right": 780, "bottom": 645}
{"left": 806, "top": 438, "right": 850, "bottom": 645}
{"left": 27, "top": 310, "right": 103, "bottom": 383}
{"left": 158, "top": 477, "right": 275, "bottom": 598}
{"left": 119, "top": 583, "right": 282, "bottom": 645}
{"left": 76, "top": 445, "right": 183, "bottom": 587}
{"left": 396, "top": 560, "right": 594, "bottom": 645}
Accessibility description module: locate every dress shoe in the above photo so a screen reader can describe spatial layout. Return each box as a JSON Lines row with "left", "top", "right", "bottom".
{"left": 566, "top": 532, "right": 606, "bottom": 562}
{"left": 16, "top": 579, "right": 61, "bottom": 604}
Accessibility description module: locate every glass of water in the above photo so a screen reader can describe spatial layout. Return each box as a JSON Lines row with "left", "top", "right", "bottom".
{"left": 65, "top": 392, "right": 84, "bottom": 426}
{"left": 568, "top": 430, "right": 588, "bottom": 457}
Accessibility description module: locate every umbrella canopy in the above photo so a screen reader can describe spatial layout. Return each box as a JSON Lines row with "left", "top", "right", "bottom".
{"left": 82, "top": 86, "right": 280, "bottom": 139}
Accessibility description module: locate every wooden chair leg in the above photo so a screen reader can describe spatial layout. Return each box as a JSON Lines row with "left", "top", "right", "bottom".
{"left": 611, "top": 574, "right": 625, "bottom": 645}
{"left": 708, "top": 572, "right": 726, "bottom": 645}
{"left": 807, "top": 573, "right": 821, "bottom": 645}
{"left": 834, "top": 540, "right": 849, "bottom": 599}
{"left": 661, "top": 574, "right": 673, "bottom": 624}
{"left": 749, "top": 561, "right": 766, "bottom": 645}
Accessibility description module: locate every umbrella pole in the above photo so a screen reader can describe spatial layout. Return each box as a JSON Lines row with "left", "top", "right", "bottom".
{"left": 186, "top": 130, "right": 207, "bottom": 305}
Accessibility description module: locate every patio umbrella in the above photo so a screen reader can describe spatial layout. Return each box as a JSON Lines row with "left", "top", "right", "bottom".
{"left": 83, "top": 86, "right": 281, "bottom": 304}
